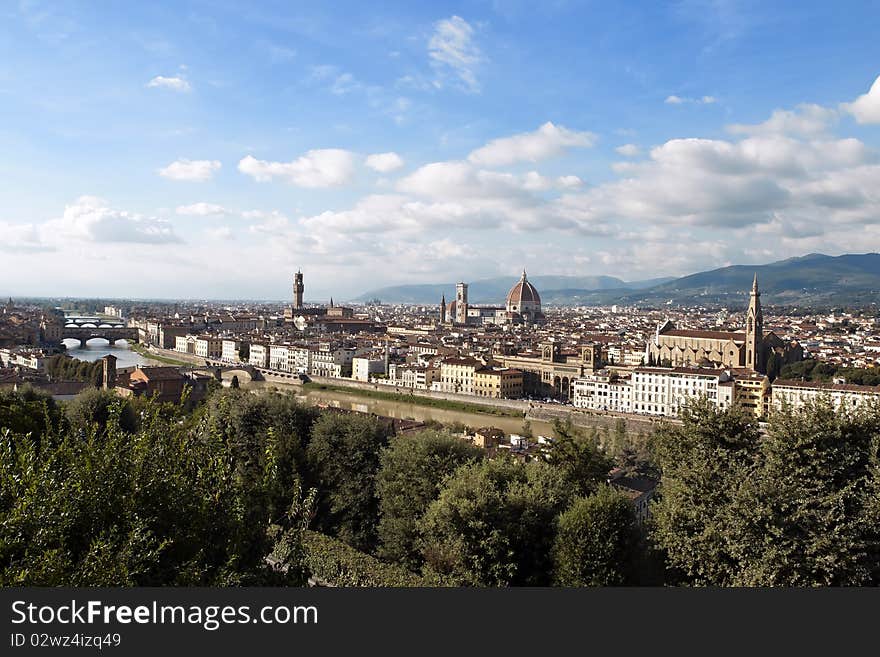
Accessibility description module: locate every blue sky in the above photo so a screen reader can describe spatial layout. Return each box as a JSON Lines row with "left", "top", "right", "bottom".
{"left": 2, "top": 1, "right": 880, "bottom": 300}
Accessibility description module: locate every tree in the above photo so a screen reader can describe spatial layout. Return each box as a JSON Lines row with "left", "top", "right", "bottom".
{"left": 543, "top": 417, "right": 614, "bottom": 496}
{"left": 650, "top": 398, "right": 761, "bottom": 585}
{"left": 65, "top": 388, "right": 138, "bottom": 436}
{"left": 650, "top": 396, "right": 880, "bottom": 586}
{"left": 733, "top": 399, "right": 880, "bottom": 585}
{"left": 0, "top": 396, "right": 307, "bottom": 586}
{"left": 418, "top": 457, "right": 572, "bottom": 586}
{"left": 553, "top": 486, "right": 639, "bottom": 586}
{"left": 376, "top": 430, "right": 482, "bottom": 569}
{"left": 200, "top": 389, "right": 318, "bottom": 525}
{"left": 0, "top": 386, "right": 62, "bottom": 439}
{"left": 306, "top": 412, "right": 393, "bottom": 552}
{"left": 765, "top": 351, "right": 780, "bottom": 382}
{"left": 231, "top": 375, "right": 240, "bottom": 389}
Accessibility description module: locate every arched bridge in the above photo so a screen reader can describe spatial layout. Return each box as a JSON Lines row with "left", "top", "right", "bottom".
{"left": 199, "top": 362, "right": 262, "bottom": 383}
{"left": 64, "top": 317, "right": 126, "bottom": 328}
{"left": 62, "top": 326, "right": 139, "bottom": 348}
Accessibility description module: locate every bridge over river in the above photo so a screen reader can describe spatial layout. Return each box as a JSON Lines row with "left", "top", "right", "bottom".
{"left": 61, "top": 325, "right": 139, "bottom": 348}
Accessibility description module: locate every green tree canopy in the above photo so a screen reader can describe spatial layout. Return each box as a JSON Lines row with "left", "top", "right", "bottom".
{"left": 306, "top": 412, "right": 393, "bottom": 552}
{"left": 418, "top": 457, "right": 572, "bottom": 586}
{"left": 376, "top": 430, "right": 483, "bottom": 569}
{"left": 543, "top": 418, "right": 615, "bottom": 496}
{"left": 0, "top": 395, "right": 308, "bottom": 586}
{"left": 553, "top": 486, "right": 639, "bottom": 586}
{"left": 651, "top": 397, "right": 880, "bottom": 586}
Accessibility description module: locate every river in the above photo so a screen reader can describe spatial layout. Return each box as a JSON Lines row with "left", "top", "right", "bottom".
{"left": 62, "top": 338, "right": 154, "bottom": 368}
{"left": 61, "top": 334, "right": 554, "bottom": 436}
{"left": 244, "top": 381, "right": 557, "bottom": 437}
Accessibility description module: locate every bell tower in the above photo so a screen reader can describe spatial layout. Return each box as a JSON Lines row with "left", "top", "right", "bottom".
{"left": 745, "top": 273, "right": 764, "bottom": 372}
{"left": 455, "top": 282, "right": 468, "bottom": 325}
{"left": 293, "top": 270, "right": 304, "bottom": 310}
{"left": 440, "top": 293, "right": 447, "bottom": 324}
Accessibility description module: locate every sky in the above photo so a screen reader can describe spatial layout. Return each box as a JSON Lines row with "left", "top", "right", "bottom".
{"left": 1, "top": 0, "right": 880, "bottom": 301}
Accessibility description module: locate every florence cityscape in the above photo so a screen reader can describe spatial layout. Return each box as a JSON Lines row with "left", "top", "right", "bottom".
{"left": 2, "top": 0, "right": 880, "bottom": 602}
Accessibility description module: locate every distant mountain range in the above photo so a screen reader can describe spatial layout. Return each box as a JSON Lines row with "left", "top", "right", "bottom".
{"left": 354, "top": 253, "right": 880, "bottom": 308}
{"left": 353, "top": 275, "right": 674, "bottom": 305}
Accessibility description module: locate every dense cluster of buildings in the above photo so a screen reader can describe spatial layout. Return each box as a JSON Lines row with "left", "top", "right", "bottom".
{"left": 4, "top": 270, "right": 880, "bottom": 418}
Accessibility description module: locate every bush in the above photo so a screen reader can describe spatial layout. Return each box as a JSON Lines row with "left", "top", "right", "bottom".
{"left": 301, "top": 530, "right": 424, "bottom": 587}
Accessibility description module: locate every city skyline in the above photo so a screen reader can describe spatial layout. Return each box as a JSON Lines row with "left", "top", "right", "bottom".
{"left": 2, "top": 2, "right": 880, "bottom": 299}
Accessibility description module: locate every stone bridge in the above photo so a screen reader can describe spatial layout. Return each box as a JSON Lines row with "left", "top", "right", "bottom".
{"left": 61, "top": 326, "right": 139, "bottom": 348}
{"left": 64, "top": 317, "right": 125, "bottom": 328}
{"left": 199, "top": 362, "right": 262, "bottom": 382}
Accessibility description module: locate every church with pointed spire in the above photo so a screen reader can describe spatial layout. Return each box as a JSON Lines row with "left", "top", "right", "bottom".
{"left": 439, "top": 269, "right": 545, "bottom": 326}
{"left": 647, "top": 274, "right": 801, "bottom": 373}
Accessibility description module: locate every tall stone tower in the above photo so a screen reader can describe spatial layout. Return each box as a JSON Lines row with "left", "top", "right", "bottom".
{"left": 745, "top": 273, "right": 764, "bottom": 372}
{"left": 439, "top": 293, "right": 447, "bottom": 324}
{"left": 293, "top": 270, "right": 304, "bottom": 310}
{"left": 101, "top": 354, "right": 117, "bottom": 390}
{"left": 455, "top": 282, "right": 468, "bottom": 325}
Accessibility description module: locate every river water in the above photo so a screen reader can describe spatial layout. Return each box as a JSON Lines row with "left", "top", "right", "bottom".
{"left": 62, "top": 337, "right": 554, "bottom": 436}
{"left": 62, "top": 338, "right": 153, "bottom": 368}
{"left": 245, "top": 382, "right": 557, "bottom": 437}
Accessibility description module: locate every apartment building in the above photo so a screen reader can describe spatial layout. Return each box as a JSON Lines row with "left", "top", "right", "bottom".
{"left": 630, "top": 366, "right": 729, "bottom": 416}
{"left": 572, "top": 371, "right": 632, "bottom": 413}
{"left": 473, "top": 367, "right": 524, "bottom": 399}
{"left": 771, "top": 379, "right": 880, "bottom": 411}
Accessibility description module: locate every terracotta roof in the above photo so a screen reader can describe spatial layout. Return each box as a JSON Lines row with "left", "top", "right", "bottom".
{"left": 506, "top": 271, "right": 541, "bottom": 307}
{"left": 135, "top": 366, "right": 184, "bottom": 381}
{"left": 772, "top": 379, "right": 880, "bottom": 393}
{"left": 662, "top": 329, "right": 746, "bottom": 341}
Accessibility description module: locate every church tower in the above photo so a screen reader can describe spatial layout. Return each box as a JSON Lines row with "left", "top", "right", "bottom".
{"left": 745, "top": 273, "right": 764, "bottom": 372}
{"left": 455, "top": 282, "right": 468, "bottom": 325}
{"left": 440, "top": 293, "right": 446, "bottom": 324}
{"left": 293, "top": 270, "right": 304, "bottom": 310}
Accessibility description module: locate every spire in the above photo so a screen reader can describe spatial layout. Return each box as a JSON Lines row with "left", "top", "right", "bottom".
{"left": 330, "top": 297, "right": 334, "bottom": 307}
{"left": 752, "top": 272, "right": 759, "bottom": 293}
{"left": 522, "top": 268, "right": 527, "bottom": 280}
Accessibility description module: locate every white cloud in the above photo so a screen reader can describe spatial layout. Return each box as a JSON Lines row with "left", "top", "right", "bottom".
{"left": 238, "top": 150, "right": 356, "bottom": 187}
{"left": 521, "top": 172, "right": 582, "bottom": 191}
{"left": 44, "top": 196, "right": 180, "bottom": 244}
{"left": 557, "top": 130, "right": 877, "bottom": 230}
{"left": 616, "top": 143, "right": 641, "bottom": 157}
{"left": 727, "top": 103, "right": 837, "bottom": 136}
{"left": 468, "top": 122, "right": 596, "bottom": 167}
{"left": 366, "top": 152, "right": 405, "bottom": 173}
{"left": 246, "top": 210, "right": 292, "bottom": 235}
{"left": 331, "top": 72, "right": 360, "bottom": 95}
{"left": 0, "top": 222, "right": 53, "bottom": 252}
{"left": 841, "top": 74, "right": 880, "bottom": 124}
{"left": 428, "top": 15, "right": 483, "bottom": 93}
{"left": 158, "top": 159, "right": 221, "bottom": 182}
{"left": 176, "top": 202, "right": 228, "bottom": 216}
{"left": 557, "top": 175, "right": 583, "bottom": 189}
{"left": 665, "top": 94, "right": 717, "bottom": 105}
{"left": 292, "top": 161, "right": 608, "bottom": 238}
{"left": 206, "top": 226, "right": 234, "bottom": 240}
{"left": 146, "top": 75, "right": 191, "bottom": 92}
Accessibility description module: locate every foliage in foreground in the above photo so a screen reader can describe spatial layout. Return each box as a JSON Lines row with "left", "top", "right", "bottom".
{"left": 0, "top": 389, "right": 315, "bottom": 586}
{"left": 299, "top": 530, "right": 424, "bottom": 587}
{"left": 652, "top": 397, "right": 880, "bottom": 586}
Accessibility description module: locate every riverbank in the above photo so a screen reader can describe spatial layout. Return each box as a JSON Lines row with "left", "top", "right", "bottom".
{"left": 130, "top": 343, "right": 195, "bottom": 367}
{"left": 301, "top": 382, "right": 525, "bottom": 419}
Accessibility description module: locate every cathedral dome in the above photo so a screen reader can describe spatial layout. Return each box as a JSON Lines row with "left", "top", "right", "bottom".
{"left": 506, "top": 270, "right": 541, "bottom": 310}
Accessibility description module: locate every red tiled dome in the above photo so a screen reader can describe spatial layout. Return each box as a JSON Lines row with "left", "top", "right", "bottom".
{"left": 506, "top": 270, "right": 541, "bottom": 308}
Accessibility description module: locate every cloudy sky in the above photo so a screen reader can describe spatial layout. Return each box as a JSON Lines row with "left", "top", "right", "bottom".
{"left": 1, "top": 1, "right": 880, "bottom": 301}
